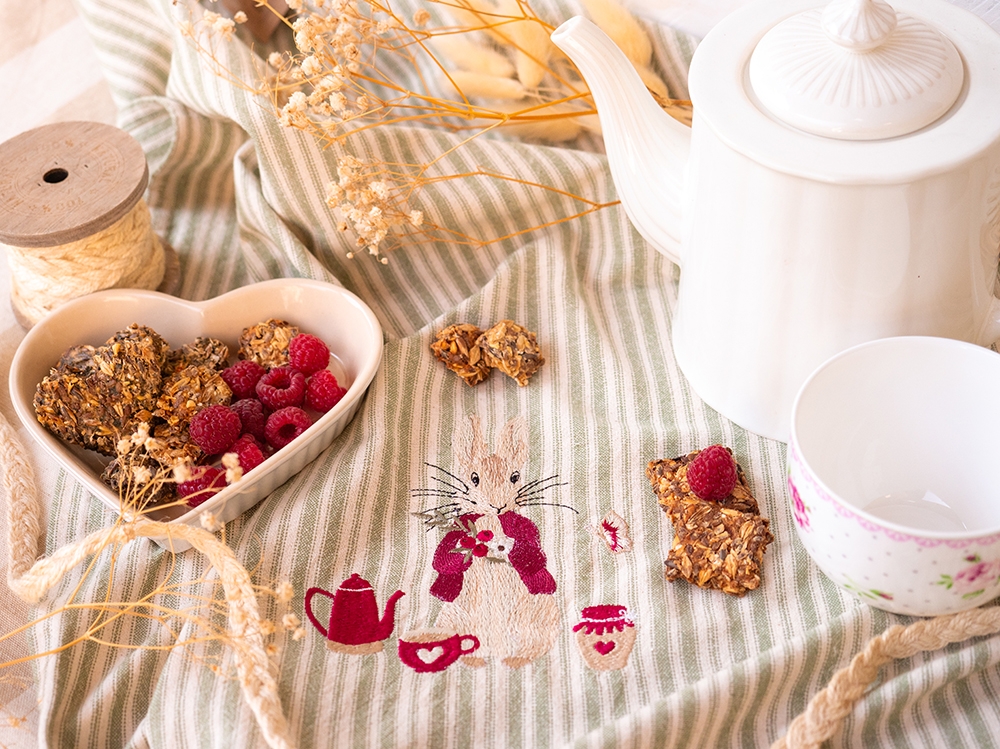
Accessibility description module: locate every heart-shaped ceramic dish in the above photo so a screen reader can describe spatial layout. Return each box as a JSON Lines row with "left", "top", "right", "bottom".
{"left": 9, "top": 278, "right": 383, "bottom": 551}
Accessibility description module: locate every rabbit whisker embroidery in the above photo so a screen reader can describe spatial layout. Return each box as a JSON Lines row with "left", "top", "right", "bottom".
{"left": 415, "top": 415, "right": 563, "bottom": 669}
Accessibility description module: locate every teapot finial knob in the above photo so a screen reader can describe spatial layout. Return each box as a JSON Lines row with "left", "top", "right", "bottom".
{"left": 822, "top": 0, "right": 897, "bottom": 51}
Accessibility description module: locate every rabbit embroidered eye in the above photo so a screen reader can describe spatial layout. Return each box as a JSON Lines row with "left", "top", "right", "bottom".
{"left": 510, "top": 471, "right": 519, "bottom": 484}
{"left": 471, "top": 472, "right": 479, "bottom": 486}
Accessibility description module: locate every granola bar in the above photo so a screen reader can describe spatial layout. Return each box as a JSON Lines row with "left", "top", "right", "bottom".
{"left": 101, "top": 447, "right": 176, "bottom": 508}
{"left": 477, "top": 320, "right": 544, "bottom": 387}
{"left": 164, "top": 337, "right": 230, "bottom": 376}
{"left": 34, "top": 331, "right": 164, "bottom": 456}
{"left": 430, "top": 324, "right": 491, "bottom": 386}
{"left": 238, "top": 319, "right": 299, "bottom": 368}
{"left": 153, "top": 364, "right": 232, "bottom": 434}
{"left": 646, "top": 450, "right": 773, "bottom": 596}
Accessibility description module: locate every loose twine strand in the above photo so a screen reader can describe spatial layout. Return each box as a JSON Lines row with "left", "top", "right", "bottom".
{"left": 3, "top": 198, "right": 166, "bottom": 327}
{"left": 0, "top": 409, "right": 294, "bottom": 749}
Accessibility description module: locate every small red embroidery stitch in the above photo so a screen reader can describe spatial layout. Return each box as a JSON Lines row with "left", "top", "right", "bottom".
{"left": 304, "top": 574, "right": 405, "bottom": 654}
{"left": 590, "top": 510, "right": 633, "bottom": 554}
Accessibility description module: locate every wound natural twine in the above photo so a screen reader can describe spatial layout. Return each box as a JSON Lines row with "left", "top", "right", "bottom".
{"left": 3, "top": 197, "right": 166, "bottom": 327}
{"left": 0, "top": 121, "right": 176, "bottom": 329}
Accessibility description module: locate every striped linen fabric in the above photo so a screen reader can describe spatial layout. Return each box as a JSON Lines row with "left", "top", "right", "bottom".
{"left": 17, "top": 0, "right": 1000, "bottom": 747}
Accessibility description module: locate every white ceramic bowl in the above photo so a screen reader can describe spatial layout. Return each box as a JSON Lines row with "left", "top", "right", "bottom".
{"left": 788, "top": 336, "right": 1000, "bottom": 616}
{"left": 9, "top": 279, "right": 382, "bottom": 551}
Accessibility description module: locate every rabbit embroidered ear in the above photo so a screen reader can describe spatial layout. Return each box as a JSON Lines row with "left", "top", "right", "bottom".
{"left": 496, "top": 416, "right": 528, "bottom": 468}
{"left": 456, "top": 414, "right": 487, "bottom": 470}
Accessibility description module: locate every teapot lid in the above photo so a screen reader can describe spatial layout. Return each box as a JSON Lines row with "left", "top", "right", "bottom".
{"left": 748, "top": 0, "right": 964, "bottom": 140}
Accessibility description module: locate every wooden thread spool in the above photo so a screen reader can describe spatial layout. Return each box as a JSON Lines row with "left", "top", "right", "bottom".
{"left": 0, "top": 121, "right": 179, "bottom": 328}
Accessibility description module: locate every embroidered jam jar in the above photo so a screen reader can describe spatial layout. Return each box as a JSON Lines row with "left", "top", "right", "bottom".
{"left": 573, "top": 604, "right": 636, "bottom": 671}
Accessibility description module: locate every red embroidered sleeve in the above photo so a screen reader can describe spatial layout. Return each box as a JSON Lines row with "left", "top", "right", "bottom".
{"left": 430, "top": 528, "right": 473, "bottom": 602}
{"left": 501, "top": 513, "right": 557, "bottom": 595}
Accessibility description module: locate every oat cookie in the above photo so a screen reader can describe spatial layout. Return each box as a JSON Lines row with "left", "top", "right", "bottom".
{"left": 238, "top": 319, "right": 299, "bottom": 368}
{"left": 164, "top": 337, "right": 230, "bottom": 376}
{"left": 477, "top": 320, "right": 544, "bottom": 387}
{"left": 430, "top": 324, "right": 491, "bottom": 386}
{"left": 34, "top": 330, "right": 165, "bottom": 456}
{"left": 646, "top": 450, "right": 773, "bottom": 596}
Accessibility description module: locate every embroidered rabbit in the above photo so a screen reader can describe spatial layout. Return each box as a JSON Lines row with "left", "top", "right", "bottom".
{"left": 422, "top": 415, "right": 563, "bottom": 669}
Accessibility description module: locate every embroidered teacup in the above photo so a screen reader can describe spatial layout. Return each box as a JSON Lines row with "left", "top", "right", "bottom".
{"left": 789, "top": 337, "right": 1000, "bottom": 617}
{"left": 398, "top": 628, "right": 480, "bottom": 673}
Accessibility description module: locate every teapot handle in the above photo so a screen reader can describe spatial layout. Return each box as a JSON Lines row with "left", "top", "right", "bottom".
{"left": 304, "top": 586, "right": 335, "bottom": 639}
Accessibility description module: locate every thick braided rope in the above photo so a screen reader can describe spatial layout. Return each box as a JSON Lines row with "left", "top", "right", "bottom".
{"left": 3, "top": 198, "right": 166, "bottom": 327}
{"left": 773, "top": 606, "right": 1000, "bottom": 748}
{"left": 0, "top": 409, "right": 294, "bottom": 749}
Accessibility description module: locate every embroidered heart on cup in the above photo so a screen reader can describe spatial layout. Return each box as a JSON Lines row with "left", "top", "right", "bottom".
{"left": 417, "top": 646, "right": 445, "bottom": 664}
{"left": 593, "top": 640, "right": 616, "bottom": 655}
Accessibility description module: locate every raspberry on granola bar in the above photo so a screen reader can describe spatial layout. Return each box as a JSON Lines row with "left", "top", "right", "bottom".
{"left": 646, "top": 449, "right": 773, "bottom": 596}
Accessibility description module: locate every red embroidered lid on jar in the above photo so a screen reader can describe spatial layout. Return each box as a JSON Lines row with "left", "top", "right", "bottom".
{"left": 573, "top": 605, "right": 634, "bottom": 636}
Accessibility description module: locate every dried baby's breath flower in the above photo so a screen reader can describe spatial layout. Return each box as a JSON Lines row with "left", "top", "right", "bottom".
{"left": 173, "top": 462, "right": 194, "bottom": 483}
{"left": 267, "top": 51, "right": 284, "bottom": 68}
{"left": 131, "top": 421, "right": 151, "bottom": 446}
{"left": 260, "top": 620, "right": 277, "bottom": 636}
{"left": 282, "top": 613, "right": 302, "bottom": 630}
{"left": 266, "top": 643, "right": 281, "bottom": 656}
{"left": 275, "top": 580, "right": 295, "bottom": 603}
{"left": 132, "top": 465, "right": 153, "bottom": 485}
{"left": 291, "top": 627, "right": 307, "bottom": 641}
{"left": 234, "top": 10, "right": 247, "bottom": 24}
{"left": 117, "top": 438, "right": 132, "bottom": 456}
{"left": 200, "top": 511, "right": 221, "bottom": 532}
{"left": 413, "top": 8, "right": 431, "bottom": 27}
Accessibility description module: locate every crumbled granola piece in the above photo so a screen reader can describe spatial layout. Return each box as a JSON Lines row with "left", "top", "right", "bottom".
{"left": 34, "top": 333, "right": 165, "bottom": 456}
{"left": 106, "top": 324, "right": 170, "bottom": 368}
{"left": 54, "top": 345, "right": 99, "bottom": 375}
{"left": 430, "top": 324, "right": 491, "bottom": 386}
{"left": 153, "top": 364, "right": 232, "bottom": 433}
{"left": 144, "top": 426, "right": 204, "bottom": 468}
{"left": 646, "top": 450, "right": 773, "bottom": 596}
{"left": 164, "top": 337, "right": 230, "bottom": 376}
{"left": 477, "top": 320, "right": 544, "bottom": 386}
{"left": 238, "top": 319, "right": 299, "bottom": 368}
{"left": 101, "top": 447, "right": 176, "bottom": 508}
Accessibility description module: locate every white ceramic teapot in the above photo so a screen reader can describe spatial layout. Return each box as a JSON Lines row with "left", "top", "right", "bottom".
{"left": 551, "top": 0, "right": 1000, "bottom": 442}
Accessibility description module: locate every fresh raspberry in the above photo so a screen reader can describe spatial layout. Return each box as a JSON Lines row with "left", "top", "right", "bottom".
{"left": 178, "top": 466, "right": 226, "bottom": 507}
{"left": 231, "top": 398, "right": 268, "bottom": 443}
{"left": 230, "top": 433, "right": 266, "bottom": 473}
{"left": 265, "top": 406, "right": 313, "bottom": 449}
{"left": 255, "top": 366, "right": 306, "bottom": 410}
{"left": 189, "top": 404, "right": 242, "bottom": 455}
{"left": 220, "top": 360, "right": 266, "bottom": 400}
{"left": 686, "top": 445, "right": 739, "bottom": 501}
{"left": 305, "top": 369, "right": 347, "bottom": 413}
{"left": 288, "top": 334, "right": 330, "bottom": 376}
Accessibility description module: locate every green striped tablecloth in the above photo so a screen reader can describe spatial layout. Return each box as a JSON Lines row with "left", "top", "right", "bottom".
{"left": 27, "top": 0, "right": 1000, "bottom": 746}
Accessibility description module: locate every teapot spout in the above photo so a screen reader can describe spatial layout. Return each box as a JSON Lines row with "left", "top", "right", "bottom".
{"left": 376, "top": 589, "right": 405, "bottom": 641}
{"left": 551, "top": 17, "right": 690, "bottom": 266}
